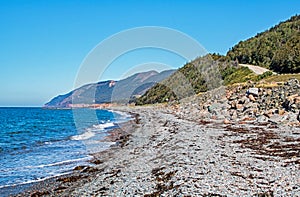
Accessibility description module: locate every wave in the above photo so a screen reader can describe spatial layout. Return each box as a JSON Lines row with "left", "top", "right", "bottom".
{"left": 91, "top": 122, "right": 115, "bottom": 130}
{"left": 109, "top": 110, "right": 133, "bottom": 119}
{"left": 29, "top": 156, "right": 92, "bottom": 169}
{"left": 70, "top": 122, "right": 116, "bottom": 141}
{"left": 0, "top": 156, "right": 93, "bottom": 172}
{"left": 0, "top": 171, "right": 71, "bottom": 189}
{"left": 70, "top": 130, "right": 95, "bottom": 140}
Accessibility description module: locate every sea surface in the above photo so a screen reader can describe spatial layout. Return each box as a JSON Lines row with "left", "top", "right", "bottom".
{"left": 0, "top": 107, "right": 131, "bottom": 196}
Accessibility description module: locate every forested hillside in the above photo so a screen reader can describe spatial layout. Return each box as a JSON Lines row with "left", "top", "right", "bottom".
{"left": 136, "top": 55, "right": 263, "bottom": 105}
{"left": 227, "top": 15, "right": 300, "bottom": 73}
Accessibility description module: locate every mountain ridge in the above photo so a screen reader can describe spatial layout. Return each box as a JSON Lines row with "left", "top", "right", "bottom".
{"left": 44, "top": 69, "right": 175, "bottom": 108}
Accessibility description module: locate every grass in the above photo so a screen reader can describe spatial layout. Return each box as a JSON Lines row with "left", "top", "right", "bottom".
{"left": 263, "top": 74, "right": 300, "bottom": 83}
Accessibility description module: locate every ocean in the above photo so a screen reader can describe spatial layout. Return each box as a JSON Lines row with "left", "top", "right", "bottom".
{"left": 0, "top": 107, "right": 131, "bottom": 196}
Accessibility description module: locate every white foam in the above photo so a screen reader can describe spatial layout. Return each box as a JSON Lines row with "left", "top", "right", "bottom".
{"left": 71, "top": 122, "right": 116, "bottom": 141}
{"left": 92, "top": 122, "right": 115, "bottom": 130}
{"left": 0, "top": 156, "right": 93, "bottom": 172}
{"left": 71, "top": 130, "right": 95, "bottom": 140}
{"left": 110, "top": 110, "right": 132, "bottom": 119}
{"left": 0, "top": 171, "right": 71, "bottom": 189}
{"left": 31, "top": 156, "right": 92, "bottom": 168}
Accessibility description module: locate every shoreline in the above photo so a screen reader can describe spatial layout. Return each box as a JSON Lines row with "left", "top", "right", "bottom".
{"left": 11, "top": 105, "right": 300, "bottom": 196}
{"left": 4, "top": 109, "right": 138, "bottom": 197}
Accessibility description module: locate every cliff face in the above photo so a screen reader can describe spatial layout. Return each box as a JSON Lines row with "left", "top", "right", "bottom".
{"left": 44, "top": 70, "right": 175, "bottom": 108}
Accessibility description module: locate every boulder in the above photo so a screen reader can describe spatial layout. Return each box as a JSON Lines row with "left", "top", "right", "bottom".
{"left": 247, "top": 88, "right": 259, "bottom": 96}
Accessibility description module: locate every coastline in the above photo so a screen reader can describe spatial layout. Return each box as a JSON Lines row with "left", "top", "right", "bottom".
{"left": 12, "top": 105, "right": 300, "bottom": 196}
{"left": 10, "top": 109, "right": 138, "bottom": 197}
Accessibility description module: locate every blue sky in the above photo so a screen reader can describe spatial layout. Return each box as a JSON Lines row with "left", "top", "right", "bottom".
{"left": 0, "top": 0, "right": 299, "bottom": 106}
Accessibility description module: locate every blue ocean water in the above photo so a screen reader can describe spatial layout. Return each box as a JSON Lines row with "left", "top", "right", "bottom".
{"left": 0, "top": 107, "right": 130, "bottom": 194}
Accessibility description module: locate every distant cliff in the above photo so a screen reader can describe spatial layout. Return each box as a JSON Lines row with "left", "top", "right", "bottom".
{"left": 44, "top": 70, "right": 175, "bottom": 108}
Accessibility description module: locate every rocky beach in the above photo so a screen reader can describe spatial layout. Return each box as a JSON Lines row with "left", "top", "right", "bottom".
{"left": 14, "top": 79, "right": 300, "bottom": 196}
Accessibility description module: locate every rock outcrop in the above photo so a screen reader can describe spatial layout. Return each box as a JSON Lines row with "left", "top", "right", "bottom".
{"left": 173, "top": 78, "right": 300, "bottom": 126}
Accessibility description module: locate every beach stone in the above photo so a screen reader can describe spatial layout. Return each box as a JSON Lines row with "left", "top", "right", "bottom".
{"left": 208, "top": 103, "right": 222, "bottom": 115}
{"left": 236, "top": 104, "right": 243, "bottom": 111}
{"left": 247, "top": 88, "right": 259, "bottom": 96}
{"left": 257, "top": 115, "right": 268, "bottom": 123}
{"left": 279, "top": 109, "right": 285, "bottom": 115}
{"left": 223, "top": 119, "right": 231, "bottom": 124}
{"left": 238, "top": 96, "right": 248, "bottom": 104}
{"left": 73, "top": 166, "right": 86, "bottom": 171}
{"left": 295, "top": 96, "right": 300, "bottom": 104}
{"left": 248, "top": 94, "right": 256, "bottom": 102}
{"left": 286, "top": 78, "right": 299, "bottom": 86}
{"left": 287, "top": 94, "right": 298, "bottom": 102}
{"left": 268, "top": 114, "right": 283, "bottom": 124}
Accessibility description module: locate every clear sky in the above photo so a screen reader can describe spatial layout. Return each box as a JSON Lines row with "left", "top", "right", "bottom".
{"left": 0, "top": 0, "right": 299, "bottom": 106}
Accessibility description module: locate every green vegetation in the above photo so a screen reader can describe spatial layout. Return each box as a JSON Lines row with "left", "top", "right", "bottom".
{"left": 136, "top": 15, "right": 299, "bottom": 105}
{"left": 227, "top": 15, "right": 300, "bottom": 73}
{"left": 136, "top": 55, "right": 213, "bottom": 105}
{"left": 223, "top": 66, "right": 254, "bottom": 85}
{"left": 136, "top": 55, "right": 276, "bottom": 105}
{"left": 136, "top": 55, "right": 259, "bottom": 105}
{"left": 263, "top": 73, "right": 300, "bottom": 83}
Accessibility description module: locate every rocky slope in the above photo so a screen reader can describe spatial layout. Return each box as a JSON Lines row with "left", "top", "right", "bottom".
{"left": 44, "top": 70, "right": 175, "bottom": 108}
{"left": 172, "top": 78, "right": 300, "bottom": 127}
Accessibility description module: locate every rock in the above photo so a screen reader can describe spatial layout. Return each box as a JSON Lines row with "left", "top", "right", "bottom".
{"left": 286, "top": 78, "right": 299, "bottom": 86}
{"left": 257, "top": 115, "right": 268, "bottom": 123}
{"left": 230, "top": 110, "right": 238, "bottom": 120}
{"left": 279, "top": 109, "right": 285, "bottom": 115}
{"left": 264, "top": 112, "right": 272, "bottom": 118}
{"left": 238, "top": 96, "right": 249, "bottom": 104}
{"left": 247, "top": 88, "right": 259, "bottom": 96}
{"left": 208, "top": 103, "right": 222, "bottom": 115}
{"left": 248, "top": 94, "right": 256, "bottom": 102}
{"left": 242, "top": 116, "right": 255, "bottom": 121}
{"left": 73, "top": 166, "right": 86, "bottom": 171}
{"left": 282, "top": 100, "right": 291, "bottom": 111}
{"left": 295, "top": 96, "right": 300, "bottom": 104}
{"left": 229, "top": 95, "right": 238, "bottom": 101}
{"left": 287, "top": 112, "right": 298, "bottom": 122}
{"left": 230, "top": 101, "right": 237, "bottom": 109}
{"left": 268, "top": 114, "right": 283, "bottom": 124}
{"left": 287, "top": 94, "right": 298, "bottom": 102}
{"left": 236, "top": 104, "right": 244, "bottom": 112}
{"left": 297, "top": 111, "right": 300, "bottom": 122}
{"left": 291, "top": 104, "right": 297, "bottom": 109}
{"left": 223, "top": 119, "right": 231, "bottom": 124}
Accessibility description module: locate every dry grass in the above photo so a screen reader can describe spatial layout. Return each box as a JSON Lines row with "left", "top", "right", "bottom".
{"left": 263, "top": 74, "right": 300, "bottom": 83}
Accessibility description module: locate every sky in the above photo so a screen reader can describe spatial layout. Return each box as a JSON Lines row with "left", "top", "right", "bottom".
{"left": 0, "top": 0, "right": 299, "bottom": 106}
